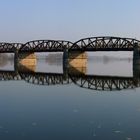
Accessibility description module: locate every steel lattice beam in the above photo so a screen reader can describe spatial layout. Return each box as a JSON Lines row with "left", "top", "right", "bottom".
{"left": 70, "top": 37, "right": 140, "bottom": 51}
{"left": 19, "top": 40, "right": 73, "bottom": 52}
{"left": 0, "top": 43, "right": 23, "bottom": 53}
{"left": 0, "top": 37, "right": 140, "bottom": 53}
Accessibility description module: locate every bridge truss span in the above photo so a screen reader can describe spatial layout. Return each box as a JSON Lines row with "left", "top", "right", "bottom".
{"left": 1, "top": 36, "right": 140, "bottom": 53}
{"left": 70, "top": 36, "right": 140, "bottom": 51}
{"left": 0, "top": 43, "right": 23, "bottom": 53}
{"left": 19, "top": 40, "right": 73, "bottom": 52}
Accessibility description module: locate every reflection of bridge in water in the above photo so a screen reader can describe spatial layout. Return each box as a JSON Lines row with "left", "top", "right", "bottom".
{"left": 0, "top": 64, "right": 140, "bottom": 91}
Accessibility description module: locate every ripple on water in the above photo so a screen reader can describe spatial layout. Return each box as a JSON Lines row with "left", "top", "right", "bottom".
{"left": 32, "top": 122, "right": 37, "bottom": 127}
{"left": 126, "top": 137, "right": 132, "bottom": 140}
{"left": 113, "top": 130, "right": 122, "bottom": 134}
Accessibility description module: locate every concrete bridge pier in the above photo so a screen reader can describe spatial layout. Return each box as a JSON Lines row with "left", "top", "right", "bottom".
{"left": 17, "top": 53, "right": 37, "bottom": 72}
{"left": 63, "top": 50, "right": 87, "bottom": 75}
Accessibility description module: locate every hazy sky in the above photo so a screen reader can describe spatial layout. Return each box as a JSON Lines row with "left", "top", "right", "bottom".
{"left": 0, "top": 0, "right": 140, "bottom": 43}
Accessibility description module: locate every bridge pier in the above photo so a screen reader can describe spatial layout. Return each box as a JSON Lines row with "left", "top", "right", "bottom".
{"left": 63, "top": 50, "right": 87, "bottom": 75}
{"left": 18, "top": 53, "right": 37, "bottom": 72}
{"left": 14, "top": 50, "right": 19, "bottom": 72}
{"left": 63, "top": 48, "right": 69, "bottom": 74}
{"left": 133, "top": 43, "right": 140, "bottom": 81}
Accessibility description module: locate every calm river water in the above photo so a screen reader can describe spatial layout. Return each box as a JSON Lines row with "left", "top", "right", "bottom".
{"left": 0, "top": 52, "right": 140, "bottom": 140}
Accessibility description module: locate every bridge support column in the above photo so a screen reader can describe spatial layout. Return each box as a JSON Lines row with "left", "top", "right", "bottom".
{"left": 63, "top": 50, "right": 87, "bottom": 75}
{"left": 18, "top": 53, "right": 37, "bottom": 72}
{"left": 63, "top": 48, "right": 69, "bottom": 74}
{"left": 14, "top": 50, "right": 19, "bottom": 72}
{"left": 133, "top": 43, "right": 140, "bottom": 79}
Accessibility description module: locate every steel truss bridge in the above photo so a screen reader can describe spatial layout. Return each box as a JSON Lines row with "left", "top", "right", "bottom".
{"left": 0, "top": 37, "right": 140, "bottom": 53}
{"left": 0, "top": 70, "right": 140, "bottom": 91}
{"left": 71, "top": 37, "right": 140, "bottom": 51}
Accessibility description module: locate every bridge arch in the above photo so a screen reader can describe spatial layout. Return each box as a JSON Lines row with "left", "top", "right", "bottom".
{"left": 19, "top": 40, "right": 73, "bottom": 52}
{"left": 70, "top": 36, "right": 140, "bottom": 51}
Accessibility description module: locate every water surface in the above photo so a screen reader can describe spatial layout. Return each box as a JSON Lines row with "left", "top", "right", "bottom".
{"left": 0, "top": 52, "right": 140, "bottom": 140}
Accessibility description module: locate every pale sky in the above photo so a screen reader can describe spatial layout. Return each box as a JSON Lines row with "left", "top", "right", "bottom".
{"left": 0, "top": 0, "right": 140, "bottom": 43}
